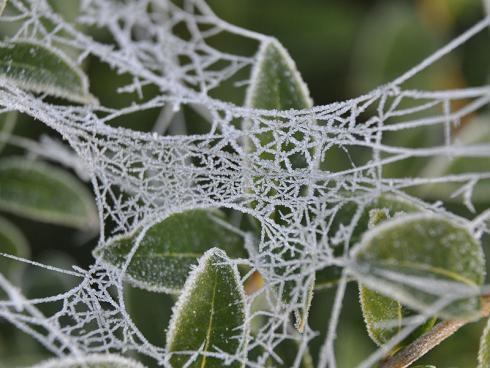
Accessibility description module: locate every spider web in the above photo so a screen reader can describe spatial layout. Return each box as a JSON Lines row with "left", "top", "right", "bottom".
{"left": 0, "top": 0, "right": 489, "bottom": 367}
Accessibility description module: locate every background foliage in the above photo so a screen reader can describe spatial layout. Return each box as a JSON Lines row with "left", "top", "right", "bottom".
{"left": 0, "top": 0, "right": 488, "bottom": 367}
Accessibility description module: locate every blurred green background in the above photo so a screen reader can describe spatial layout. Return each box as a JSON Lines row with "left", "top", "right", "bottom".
{"left": 0, "top": 0, "right": 489, "bottom": 367}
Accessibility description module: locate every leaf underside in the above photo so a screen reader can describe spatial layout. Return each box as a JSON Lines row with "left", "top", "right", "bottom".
{"left": 94, "top": 209, "right": 245, "bottom": 293}
{"left": 166, "top": 248, "right": 246, "bottom": 368}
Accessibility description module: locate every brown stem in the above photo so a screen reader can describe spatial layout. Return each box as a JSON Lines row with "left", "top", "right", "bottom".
{"left": 380, "top": 295, "right": 490, "bottom": 368}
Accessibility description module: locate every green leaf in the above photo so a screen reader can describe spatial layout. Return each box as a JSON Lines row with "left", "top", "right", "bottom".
{"left": 244, "top": 39, "right": 314, "bottom": 331}
{"left": 412, "top": 366, "right": 436, "bottom": 368}
{"left": 0, "top": 41, "right": 96, "bottom": 104}
{"left": 166, "top": 248, "right": 247, "bottom": 368}
{"left": 30, "top": 354, "right": 145, "bottom": 368}
{"left": 94, "top": 209, "right": 245, "bottom": 294}
{"left": 478, "top": 317, "right": 490, "bottom": 368}
{"left": 0, "top": 111, "right": 17, "bottom": 153}
{"left": 0, "top": 216, "right": 29, "bottom": 287}
{"left": 0, "top": 0, "right": 6, "bottom": 16}
{"left": 315, "top": 194, "right": 423, "bottom": 290}
{"left": 0, "top": 158, "right": 98, "bottom": 230}
{"left": 354, "top": 214, "right": 485, "bottom": 319}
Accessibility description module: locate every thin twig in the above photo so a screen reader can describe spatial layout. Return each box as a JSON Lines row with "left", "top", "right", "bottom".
{"left": 380, "top": 295, "right": 490, "bottom": 368}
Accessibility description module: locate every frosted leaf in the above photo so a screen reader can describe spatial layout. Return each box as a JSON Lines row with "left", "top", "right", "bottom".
{"left": 0, "top": 41, "right": 96, "bottom": 104}
{"left": 353, "top": 214, "right": 485, "bottom": 319}
{"left": 30, "top": 354, "right": 146, "bottom": 368}
{"left": 316, "top": 194, "right": 423, "bottom": 290}
{"left": 0, "top": 158, "right": 98, "bottom": 230}
{"left": 94, "top": 209, "right": 245, "bottom": 293}
{"left": 244, "top": 38, "right": 315, "bottom": 332}
{"left": 166, "top": 248, "right": 247, "bottom": 367}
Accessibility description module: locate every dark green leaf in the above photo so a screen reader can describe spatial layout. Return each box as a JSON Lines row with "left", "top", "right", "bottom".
{"left": 354, "top": 214, "right": 485, "bottom": 319}
{"left": 94, "top": 209, "right": 245, "bottom": 293}
{"left": 244, "top": 39, "right": 314, "bottom": 331}
{"left": 315, "top": 194, "right": 423, "bottom": 290}
{"left": 166, "top": 248, "right": 247, "bottom": 368}
{"left": 479, "top": 317, "right": 490, "bottom": 368}
{"left": 30, "top": 354, "right": 145, "bottom": 368}
{"left": 0, "top": 41, "right": 96, "bottom": 104}
{"left": 0, "top": 158, "right": 98, "bottom": 230}
{"left": 0, "top": 111, "right": 16, "bottom": 153}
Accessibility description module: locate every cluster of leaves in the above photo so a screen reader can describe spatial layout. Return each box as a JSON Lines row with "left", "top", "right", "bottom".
{"left": 0, "top": 1, "right": 489, "bottom": 368}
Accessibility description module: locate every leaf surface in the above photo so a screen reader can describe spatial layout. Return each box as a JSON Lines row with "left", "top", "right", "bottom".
{"left": 316, "top": 194, "right": 423, "bottom": 290}
{"left": 479, "top": 317, "right": 490, "bottom": 368}
{"left": 354, "top": 214, "right": 485, "bottom": 319}
{"left": 166, "top": 248, "right": 247, "bottom": 368}
{"left": 94, "top": 209, "right": 245, "bottom": 293}
{"left": 0, "top": 158, "right": 98, "bottom": 230}
{"left": 0, "top": 41, "right": 96, "bottom": 104}
{"left": 0, "top": 111, "right": 16, "bottom": 153}
{"left": 244, "top": 39, "right": 315, "bottom": 331}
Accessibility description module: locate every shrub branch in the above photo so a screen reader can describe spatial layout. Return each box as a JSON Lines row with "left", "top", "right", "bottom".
{"left": 380, "top": 294, "right": 490, "bottom": 368}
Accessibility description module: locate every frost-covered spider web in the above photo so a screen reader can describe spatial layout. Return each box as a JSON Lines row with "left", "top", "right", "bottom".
{"left": 0, "top": 0, "right": 489, "bottom": 367}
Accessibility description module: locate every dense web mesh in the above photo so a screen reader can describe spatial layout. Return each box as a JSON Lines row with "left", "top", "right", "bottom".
{"left": 0, "top": 0, "right": 489, "bottom": 367}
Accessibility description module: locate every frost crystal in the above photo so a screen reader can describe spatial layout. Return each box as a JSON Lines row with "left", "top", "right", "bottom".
{"left": 0, "top": 1, "right": 489, "bottom": 367}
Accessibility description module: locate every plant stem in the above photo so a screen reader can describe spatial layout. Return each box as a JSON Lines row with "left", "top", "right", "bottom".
{"left": 380, "top": 295, "right": 490, "bottom": 368}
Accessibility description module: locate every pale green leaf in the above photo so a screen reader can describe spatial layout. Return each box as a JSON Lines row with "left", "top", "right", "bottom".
{"left": 0, "top": 41, "right": 96, "bottom": 104}
{"left": 166, "top": 248, "right": 247, "bottom": 368}
{"left": 354, "top": 214, "right": 485, "bottom": 319}
{"left": 478, "top": 317, "right": 490, "bottom": 368}
{"left": 244, "top": 39, "right": 314, "bottom": 331}
{"left": 30, "top": 354, "right": 145, "bottom": 368}
{"left": 0, "top": 0, "right": 6, "bottom": 16}
{"left": 94, "top": 209, "right": 245, "bottom": 294}
{"left": 0, "top": 215, "right": 29, "bottom": 287}
{"left": 0, "top": 111, "right": 17, "bottom": 153}
{"left": 0, "top": 158, "right": 98, "bottom": 230}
